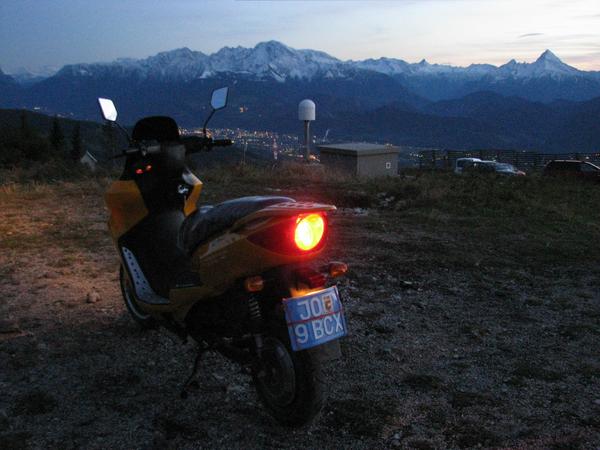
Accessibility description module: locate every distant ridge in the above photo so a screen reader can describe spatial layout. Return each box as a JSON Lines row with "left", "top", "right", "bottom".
{"left": 1, "top": 41, "right": 600, "bottom": 153}
{"left": 7, "top": 41, "right": 598, "bottom": 85}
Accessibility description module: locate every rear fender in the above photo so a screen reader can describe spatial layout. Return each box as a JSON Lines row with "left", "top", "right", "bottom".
{"left": 231, "top": 201, "right": 336, "bottom": 231}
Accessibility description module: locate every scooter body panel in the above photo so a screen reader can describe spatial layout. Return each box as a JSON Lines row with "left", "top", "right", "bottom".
{"left": 183, "top": 173, "right": 203, "bottom": 216}
{"left": 191, "top": 209, "right": 332, "bottom": 291}
{"left": 105, "top": 180, "right": 149, "bottom": 239}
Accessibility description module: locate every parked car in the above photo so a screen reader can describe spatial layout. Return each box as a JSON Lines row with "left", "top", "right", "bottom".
{"left": 462, "top": 160, "right": 526, "bottom": 176}
{"left": 543, "top": 160, "right": 600, "bottom": 181}
{"left": 454, "top": 157, "right": 482, "bottom": 174}
{"left": 489, "top": 162, "right": 526, "bottom": 176}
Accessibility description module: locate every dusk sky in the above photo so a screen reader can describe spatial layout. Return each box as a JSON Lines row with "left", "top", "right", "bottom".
{"left": 1, "top": 0, "right": 599, "bottom": 73}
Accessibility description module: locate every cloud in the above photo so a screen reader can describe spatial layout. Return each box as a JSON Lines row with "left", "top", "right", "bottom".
{"left": 574, "top": 13, "right": 600, "bottom": 19}
{"left": 563, "top": 51, "right": 600, "bottom": 69}
{"left": 519, "top": 33, "right": 544, "bottom": 39}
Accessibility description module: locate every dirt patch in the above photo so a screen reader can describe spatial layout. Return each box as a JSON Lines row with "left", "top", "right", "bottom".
{"left": 1, "top": 174, "right": 600, "bottom": 448}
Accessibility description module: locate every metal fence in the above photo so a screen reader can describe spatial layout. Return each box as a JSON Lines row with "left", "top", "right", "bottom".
{"left": 417, "top": 149, "right": 600, "bottom": 172}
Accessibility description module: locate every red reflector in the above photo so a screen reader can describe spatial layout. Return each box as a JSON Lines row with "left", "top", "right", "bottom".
{"left": 244, "top": 276, "right": 264, "bottom": 292}
{"left": 135, "top": 168, "right": 143, "bottom": 175}
{"left": 294, "top": 214, "right": 325, "bottom": 251}
{"left": 295, "top": 268, "right": 326, "bottom": 289}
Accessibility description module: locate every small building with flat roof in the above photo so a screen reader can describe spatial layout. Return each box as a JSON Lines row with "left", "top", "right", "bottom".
{"left": 318, "top": 142, "right": 398, "bottom": 177}
{"left": 80, "top": 150, "right": 98, "bottom": 171}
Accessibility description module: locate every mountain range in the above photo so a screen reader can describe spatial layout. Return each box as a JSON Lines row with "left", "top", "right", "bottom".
{"left": 1, "top": 41, "right": 599, "bottom": 152}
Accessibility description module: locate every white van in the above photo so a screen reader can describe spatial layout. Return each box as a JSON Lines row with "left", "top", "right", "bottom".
{"left": 454, "top": 157, "right": 482, "bottom": 174}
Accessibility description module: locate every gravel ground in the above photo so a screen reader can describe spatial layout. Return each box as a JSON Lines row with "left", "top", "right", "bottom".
{"left": 1, "top": 180, "right": 600, "bottom": 449}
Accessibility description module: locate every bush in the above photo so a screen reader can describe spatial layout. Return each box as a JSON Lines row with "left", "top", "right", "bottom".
{"left": 0, "top": 160, "right": 113, "bottom": 185}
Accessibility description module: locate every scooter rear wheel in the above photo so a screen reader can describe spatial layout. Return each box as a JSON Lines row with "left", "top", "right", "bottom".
{"left": 253, "top": 328, "right": 326, "bottom": 426}
{"left": 119, "top": 265, "right": 157, "bottom": 329}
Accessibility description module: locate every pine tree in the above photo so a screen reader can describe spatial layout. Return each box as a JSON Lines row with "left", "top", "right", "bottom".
{"left": 70, "top": 123, "right": 82, "bottom": 162}
{"left": 19, "top": 110, "right": 30, "bottom": 139}
{"left": 17, "top": 110, "right": 48, "bottom": 162}
{"left": 49, "top": 116, "right": 64, "bottom": 155}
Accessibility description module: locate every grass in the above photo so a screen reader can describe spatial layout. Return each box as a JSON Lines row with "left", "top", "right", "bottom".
{"left": 2, "top": 162, "right": 600, "bottom": 270}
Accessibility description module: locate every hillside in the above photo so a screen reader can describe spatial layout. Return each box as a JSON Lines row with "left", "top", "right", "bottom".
{"left": 0, "top": 109, "right": 114, "bottom": 167}
{"left": 1, "top": 168, "right": 599, "bottom": 448}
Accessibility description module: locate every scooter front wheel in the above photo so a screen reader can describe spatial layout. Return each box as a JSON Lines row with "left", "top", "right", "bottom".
{"left": 253, "top": 330, "right": 326, "bottom": 426}
{"left": 119, "top": 265, "right": 157, "bottom": 329}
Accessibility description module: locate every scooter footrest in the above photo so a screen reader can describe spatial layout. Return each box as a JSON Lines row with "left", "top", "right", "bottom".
{"left": 122, "top": 247, "right": 169, "bottom": 305}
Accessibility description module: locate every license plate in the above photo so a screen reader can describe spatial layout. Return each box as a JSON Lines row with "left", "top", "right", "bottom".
{"left": 283, "top": 286, "right": 347, "bottom": 351}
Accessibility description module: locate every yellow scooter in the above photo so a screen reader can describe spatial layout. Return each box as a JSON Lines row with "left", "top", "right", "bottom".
{"left": 98, "top": 88, "right": 348, "bottom": 425}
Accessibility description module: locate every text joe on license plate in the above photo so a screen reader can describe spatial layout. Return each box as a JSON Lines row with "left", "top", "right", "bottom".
{"left": 283, "top": 286, "right": 347, "bottom": 351}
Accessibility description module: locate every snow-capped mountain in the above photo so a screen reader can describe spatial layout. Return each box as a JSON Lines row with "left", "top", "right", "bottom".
{"left": 56, "top": 41, "right": 348, "bottom": 82}
{"left": 15, "top": 41, "right": 600, "bottom": 94}
{"left": 3, "top": 40, "right": 600, "bottom": 139}
{"left": 7, "top": 65, "right": 60, "bottom": 84}
{"left": 44, "top": 42, "right": 599, "bottom": 103}
{"left": 2, "top": 42, "right": 600, "bottom": 154}
{"left": 53, "top": 42, "right": 595, "bottom": 84}
{"left": 206, "top": 41, "right": 344, "bottom": 81}
{"left": 350, "top": 49, "right": 587, "bottom": 81}
{"left": 0, "top": 68, "right": 16, "bottom": 84}
{"left": 496, "top": 50, "right": 580, "bottom": 79}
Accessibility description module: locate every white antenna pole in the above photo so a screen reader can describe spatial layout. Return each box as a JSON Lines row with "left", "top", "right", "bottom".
{"left": 304, "top": 120, "right": 310, "bottom": 161}
{"left": 298, "top": 99, "right": 316, "bottom": 163}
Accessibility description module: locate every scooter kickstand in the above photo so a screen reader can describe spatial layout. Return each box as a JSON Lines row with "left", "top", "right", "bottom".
{"left": 180, "top": 344, "right": 208, "bottom": 399}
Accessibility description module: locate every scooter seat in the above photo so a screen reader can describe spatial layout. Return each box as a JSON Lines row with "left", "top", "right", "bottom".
{"left": 180, "top": 196, "right": 294, "bottom": 254}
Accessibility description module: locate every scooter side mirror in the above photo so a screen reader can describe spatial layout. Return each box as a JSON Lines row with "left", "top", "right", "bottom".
{"left": 210, "top": 87, "right": 228, "bottom": 111}
{"left": 98, "top": 98, "right": 118, "bottom": 122}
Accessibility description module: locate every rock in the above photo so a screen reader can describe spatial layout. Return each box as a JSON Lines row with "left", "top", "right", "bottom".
{"left": 212, "top": 373, "right": 225, "bottom": 382}
{"left": 226, "top": 384, "right": 245, "bottom": 395}
{"left": 36, "top": 342, "right": 49, "bottom": 351}
{"left": 86, "top": 291, "right": 101, "bottom": 303}
{"left": 407, "top": 438, "right": 435, "bottom": 450}
{"left": 593, "top": 399, "right": 600, "bottom": 406}
{"left": 374, "top": 322, "right": 395, "bottom": 334}
{"left": 0, "top": 319, "right": 20, "bottom": 334}
{"left": 0, "top": 408, "right": 8, "bottom": 429}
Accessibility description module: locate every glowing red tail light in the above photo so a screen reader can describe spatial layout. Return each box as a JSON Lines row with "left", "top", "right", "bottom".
{"left": 248, "top": 213, "right": 327, "bottom": 255}
{"left": 294, "top": 214, "right": 325, "bottom": 251}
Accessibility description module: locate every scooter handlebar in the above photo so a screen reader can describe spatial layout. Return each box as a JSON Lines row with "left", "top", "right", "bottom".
{"left": 181, "top": 135, "right": 210, "bottom": 153}
{"left": 182, "top": 136, "right": 233, "bottom": 153}
{"left": 116, "top": 136, "right": 233, "bottom": 157}
{"left": 212, "top": 139, "right": 233, "bottom": 147}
